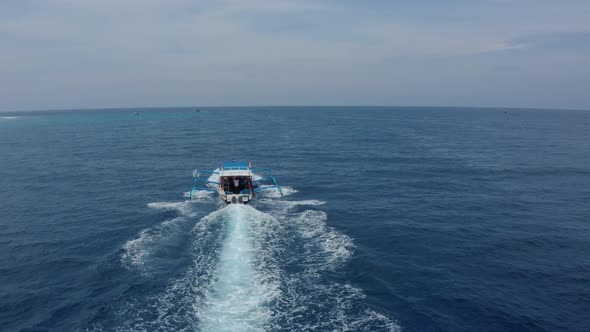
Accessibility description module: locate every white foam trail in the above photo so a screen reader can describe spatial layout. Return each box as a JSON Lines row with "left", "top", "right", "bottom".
{"left": 121, "top": 201, "right": 196, "bottom": 271}
{"left": 258, "top": 198, "right": 326, "bottom": 207}
{"left": 0, "top": 116, "right": 18, "bottom": 120}
{"left": 121, "top": 216, "right": 188, "bottom": 271}
{"left": 257, "top": 186, "right": 298, "bottom": 198}
{"left": 110, "top": 194, "right": 399, "bottom": 331}
{"left": 294, "top": 210, "right": 353, "bottom": 268}
{"left": 116, "top": 205, "right": 281, "bottom": 331}
{"left": 198, "top": 204, "right": 277, "bottom": 332}
{"left": 184, "top": 190, "right": 215, "bottom": 200}
{"left": 256, "top": 197, "right": 400, "bottom": 331}
{"left": 113, "top": 206, "right": 230, "bottom": 332}
{"left": 147, "top": 201, "right": 194, "bottom": 216}
{"left": 121, "top": 227, "right": 154, "bottom": 268}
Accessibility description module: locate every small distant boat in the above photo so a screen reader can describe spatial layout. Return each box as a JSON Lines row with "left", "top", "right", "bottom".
{"left": 133, "top": 112, "right": 141, "bottom": 116}
{"left": 194, "top": 108, "right": 201, "bottom": 112}
{"left": 189, "top": 161, "right": 283, "bottom": 204}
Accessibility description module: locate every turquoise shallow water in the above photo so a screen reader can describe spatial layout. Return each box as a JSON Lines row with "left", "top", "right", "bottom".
{"left": 1, "top": 107, "right": 589, "bottom": 331}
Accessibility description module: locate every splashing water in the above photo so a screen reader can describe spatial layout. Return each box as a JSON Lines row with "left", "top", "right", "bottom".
{"left": 103, "top": 189, "right": 398, "bottom": 332}
{"left": 257, "top": 186, "right": 298, "bottom": 198}
{"left": 121, "top": 201, "right": 198, "bottom": 270}
{"left": 198, "top": 204, "right": 275, "bottom": 332}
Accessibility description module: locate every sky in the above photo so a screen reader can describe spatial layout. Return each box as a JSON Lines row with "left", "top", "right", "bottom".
{"left": 1, "top": 0, "right": 589, "bottom": 111}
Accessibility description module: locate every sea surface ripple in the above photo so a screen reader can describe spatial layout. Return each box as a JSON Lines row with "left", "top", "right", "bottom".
{"left": 1, "top": 107, "right": 589, "bottom": 331}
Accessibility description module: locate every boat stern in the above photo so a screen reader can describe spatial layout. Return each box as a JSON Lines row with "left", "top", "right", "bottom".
{"left": 223, "top": 193, "right": 253, "bottom": 204}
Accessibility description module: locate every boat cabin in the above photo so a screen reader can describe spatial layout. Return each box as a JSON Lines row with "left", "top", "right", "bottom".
{"left": 190, "top": 161, "right": 283, "bottom": 204}
{"left": 218, "top": 162, "right": 253, "bottom": 203}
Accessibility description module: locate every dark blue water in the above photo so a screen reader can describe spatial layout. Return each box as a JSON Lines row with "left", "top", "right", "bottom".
{"left": 1, "top": 107, "right": 589, "bottom": 332}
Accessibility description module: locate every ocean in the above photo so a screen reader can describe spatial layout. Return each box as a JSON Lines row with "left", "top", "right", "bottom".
{"left": 1, "top": 107, "right": 589, "bottom": 332}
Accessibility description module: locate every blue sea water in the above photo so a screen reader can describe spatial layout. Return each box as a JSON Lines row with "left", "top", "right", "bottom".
{"left": 1, "top": 107, "right": 589, "bottom": 332}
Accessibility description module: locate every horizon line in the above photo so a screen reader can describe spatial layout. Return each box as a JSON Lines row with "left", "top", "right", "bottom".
{"left": 2, "top": 104, "right": 589, "bottom": 114}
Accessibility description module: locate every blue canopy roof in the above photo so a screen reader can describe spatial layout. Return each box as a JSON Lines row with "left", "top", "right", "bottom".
{"left": 222, "top": 161, "right": 249, "bottom": 168}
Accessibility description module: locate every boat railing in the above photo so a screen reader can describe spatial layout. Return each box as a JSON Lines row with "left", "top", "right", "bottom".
{"left": 196, "top": 170, "right": 219, "bottom": 175}
{"left": 223, "top": 166, "right": 249, "bottom": 171}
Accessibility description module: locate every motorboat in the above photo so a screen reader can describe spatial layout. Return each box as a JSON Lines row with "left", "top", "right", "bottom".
{"left": 189, "top": 161, "right": 283, "bottom": 204}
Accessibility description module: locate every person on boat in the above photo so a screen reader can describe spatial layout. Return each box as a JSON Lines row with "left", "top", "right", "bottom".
{"left": 233, "top": 177, "right": 240, "bottom": 194}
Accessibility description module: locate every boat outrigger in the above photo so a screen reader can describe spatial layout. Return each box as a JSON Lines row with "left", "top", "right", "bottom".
{"left": 189, "top": 162, "right": 283, "bottom": 204}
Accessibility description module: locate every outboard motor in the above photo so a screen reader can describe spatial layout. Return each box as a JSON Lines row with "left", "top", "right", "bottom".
{"left": 231, "top": 196, "right": 237, "bottom": 204}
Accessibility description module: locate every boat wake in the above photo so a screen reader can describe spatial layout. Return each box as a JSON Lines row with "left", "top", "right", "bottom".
{"left": 197, "top": 205, "right": 280, "bottom": 332}
{"left": 98, "top": 190, "right": 399, "bottom": 331}
{"left": 120, "top": 200, "right": 198, "bottom": 273}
